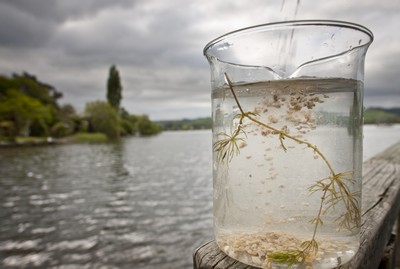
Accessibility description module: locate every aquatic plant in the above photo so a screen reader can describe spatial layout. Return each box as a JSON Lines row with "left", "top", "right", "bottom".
{"left": 215, "top": 73, "right": 360, "bottom": 267}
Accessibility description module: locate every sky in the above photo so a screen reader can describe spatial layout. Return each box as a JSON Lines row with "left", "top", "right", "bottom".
{"left": 0, "top": 0, "right": 399, "bottom": 120}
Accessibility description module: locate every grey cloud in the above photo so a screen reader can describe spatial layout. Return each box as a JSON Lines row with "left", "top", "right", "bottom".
{"left": 48, "top": 5, "right": 199, "bottom": 69}
{"left": 0, "top": 0, "right": 399, "bottom": 120}
{"left": 1, "top": 0, "right": 59, "bottom": 22}
{"left": 0, "top": 3, "right": 56, "bottom": 47}
{"left": 1, "top": 0, "right": 135, "bottom": 23}
{"left": 0, "top": 0, "right": 136, "bottom": 48}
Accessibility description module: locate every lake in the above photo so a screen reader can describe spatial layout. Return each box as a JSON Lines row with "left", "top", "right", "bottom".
{"left": 0, "top": 125, "right": 399, "bottom": 269}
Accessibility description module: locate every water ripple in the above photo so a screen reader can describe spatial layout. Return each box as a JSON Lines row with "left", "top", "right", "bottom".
{"left": 0, "top": 240, "right": 42, "bottom": 251}
{"left": 47, "top": 236, "right": 98, "bottom": 251}
{"left": 0, "top": 131, "right": 213, "bottom": 269}
{"left": 3, "top": 253, "right": 51, "bottom": 267}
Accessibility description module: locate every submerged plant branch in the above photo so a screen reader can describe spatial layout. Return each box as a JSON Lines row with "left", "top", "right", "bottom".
{"left": 224, "top": 73, "right": 335, "bottom": 175}
{"left": 214, "top": 73, "right": 361, "bottom": 267}
{"left": 213, "top": 126, "right": 246, "bottom": 164}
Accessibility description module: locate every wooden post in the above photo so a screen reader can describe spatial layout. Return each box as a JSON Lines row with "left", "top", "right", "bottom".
{"left": 193, "top": 142, "right": 400, "bottom": 269}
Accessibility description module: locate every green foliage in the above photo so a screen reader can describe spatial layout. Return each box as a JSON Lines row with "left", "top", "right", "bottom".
{"left": 30, "top": 119, "right": 50, "bottom": 137}
{"left": 15, "top": 136, "right": 49, "bottom": 144}
{"left": 59, "top": 104, "right": 76, "bottom": 119}
{"left": 0, "top": 71, "right": 164, "bottom": 142}
{"left": 120, "top": 108, "right": 160, "bottom": 136}
{"left": 76, "top": 119, "right": 89, "bottom": 133}
{"left": 157, "top": 117, "right": 212, "bottom": 130}
{"left": 0, "top": 75, "right": 16, "bottom": 97}
{"left": 126, "top": 114, "right": 140, "bottom": 127}
{"left": 85, "top": 101, "right": 120, "bottom": 140}
{"left": 0, "top": 73, "right": 62, "bottom": 106}
{"left": 119, "top": 107, "right": 139, "bottom": 135}
{"left": 0, "top": 121, "right": 15, "bottom": 139}
{"left": 50, "top": 121, "right": 74, "bottom": 138}
{"left": 120, "top": 119, "right": 136, "bottom": 135}
{"left": 137, "top": 115, "right": 162, "bottom": 136}
{"left": 364, "top": 108, "right": 400, "bottom": 124}
{"left": 0, "top": 89, "right": 54, "bottom": 138}
{"left": 0, "top": 73, "right": 63, "bottom": 139}
{"left": 50, "top": 104, "right": 78, "bottom": 137}
{"left": 71, "top": 133, "right": 108, "bottom": 143}
{"left": 106, "top": 65, "right": 122, "bottom": 110}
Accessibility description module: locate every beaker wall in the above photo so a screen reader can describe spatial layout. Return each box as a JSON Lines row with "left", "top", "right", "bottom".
{"left": 205, "top": 20, "right": 373, "bottom": 269}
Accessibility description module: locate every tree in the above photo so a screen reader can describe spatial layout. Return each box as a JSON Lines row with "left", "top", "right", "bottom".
{"left": 11, "top": 72, "right": 62, "bottom": 107}
{"left": 50, "top": 104, "right": 77, "bottom": 138}
{"left": 119, "top": 107, "right": 138, "bottom": 135}
{"left": 106, "top": 65, "right": 122, "bottom": 110}
{"left": 0, "top": 89, "right": 53, "bottom": 138}
{"left": 85, "top": 101, "right": 120, "bottom": 140}
{"left": 59, "top": 104, "right": 76, "bottom": 117}
{"left": 137, "top": 115, "right": 162, "bottom": 136}
{"left": 0, "top": 73, "right": 64, "bottom": 138}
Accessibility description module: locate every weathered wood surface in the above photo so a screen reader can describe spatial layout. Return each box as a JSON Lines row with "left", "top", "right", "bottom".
{"left": 193, "top": 142, "right": 400, "bottom": 269}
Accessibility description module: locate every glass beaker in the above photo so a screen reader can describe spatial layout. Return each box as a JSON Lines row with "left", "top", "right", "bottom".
{"left": 204, "top": 20, "right": 373, "bottom": 269}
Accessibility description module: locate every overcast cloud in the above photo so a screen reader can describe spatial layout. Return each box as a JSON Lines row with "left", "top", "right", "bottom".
{"left": 0, "top": 0, "right": 399, "bottom": 120}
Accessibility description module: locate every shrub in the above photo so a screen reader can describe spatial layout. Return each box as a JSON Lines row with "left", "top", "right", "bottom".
{"left": 85, "top": 101, "right": 120, "bottom": 140}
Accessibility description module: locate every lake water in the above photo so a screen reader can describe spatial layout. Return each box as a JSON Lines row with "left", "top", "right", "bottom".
{"left": 0, "top": 125, "right": 399, "bottom": 269}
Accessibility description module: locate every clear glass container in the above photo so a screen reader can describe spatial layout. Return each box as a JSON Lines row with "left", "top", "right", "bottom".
{"left": 204, "top": 21, "right": 373, "bottom": 269}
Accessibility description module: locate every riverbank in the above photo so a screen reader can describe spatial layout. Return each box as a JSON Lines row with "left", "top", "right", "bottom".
{"left": 0, "top": 133, "right": 111, "bottom": 147}
{"left": 0, "top": 137, "right": 66, "bottom": 147}
{"left": 1, "top": 123, "right": 398, "bottom": 150}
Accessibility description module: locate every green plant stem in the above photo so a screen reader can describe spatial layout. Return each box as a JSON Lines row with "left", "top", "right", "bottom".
{"left": 224, "top": 72, "right": 329, "bottom": 247}
{"left": 222, "top": 73, "right": 360, "bottom": 266}
{"left": 224, "top": 73, "right": 335, "bottom": 176}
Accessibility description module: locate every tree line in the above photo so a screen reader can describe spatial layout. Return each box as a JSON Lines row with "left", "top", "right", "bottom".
{"left": 0, "top": 66, "right": 161, "bottom": 143}
{"left": 364, "top": 107, "right": 400, "bottom": 124}
{"left": 156, "top": 117, "right": 212, "bottom": 130}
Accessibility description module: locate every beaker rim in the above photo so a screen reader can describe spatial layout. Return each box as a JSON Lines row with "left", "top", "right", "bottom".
{"left": 203, "top": 20, "right": 374, "bottom": 56}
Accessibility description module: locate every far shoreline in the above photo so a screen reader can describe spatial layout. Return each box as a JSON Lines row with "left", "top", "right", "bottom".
{"left": 1, "top": 123, "right": 398, "bottom": 148}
